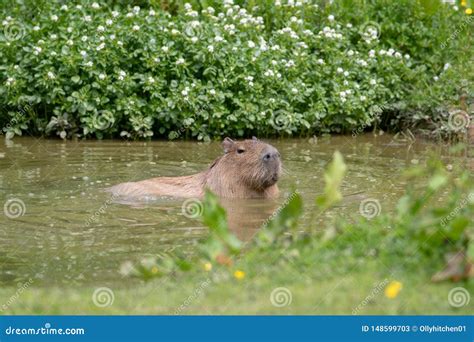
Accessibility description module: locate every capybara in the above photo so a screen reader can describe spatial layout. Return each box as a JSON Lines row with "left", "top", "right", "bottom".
{"left": 108, "top": 137, "right": 282, "bottom": 199}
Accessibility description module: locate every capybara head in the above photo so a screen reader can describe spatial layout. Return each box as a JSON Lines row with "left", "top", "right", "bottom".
{"left": 211, "top": 137, "right": 282, "bottom": 191}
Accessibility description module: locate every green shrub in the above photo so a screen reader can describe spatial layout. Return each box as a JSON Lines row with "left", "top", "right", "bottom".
{"left": 0, "top": 0, "right": 472, "bottom": 140}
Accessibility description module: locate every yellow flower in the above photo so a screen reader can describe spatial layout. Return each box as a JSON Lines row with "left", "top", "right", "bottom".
{"left": 151, "top": 266, "right": 159, "bottom": 274}
{"left": 203, "top": 262, "right": 212, "bottom": 271}
{"left": 461, "top": 0, "right": 467, "bottom": 6}
{"left": 234, "top": 270, "right": 245, "bottom": 280}
{"left": 384, "top": 281, "right": 403, "bottom": 299}
{"left": 466, "top": 8, "right": 473, "bottom": 14}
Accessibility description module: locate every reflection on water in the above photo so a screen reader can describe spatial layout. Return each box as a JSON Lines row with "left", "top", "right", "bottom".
{"left": 0, "top": 135, "right": 468, "bottom": 286}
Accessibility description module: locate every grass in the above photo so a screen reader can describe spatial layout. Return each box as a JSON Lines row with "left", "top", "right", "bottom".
{"left": 1, "top": 260, "right": 472, "bottom": 315}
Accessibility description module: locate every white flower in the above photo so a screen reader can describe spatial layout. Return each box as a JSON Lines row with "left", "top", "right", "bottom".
{"left": 404, "top": 54, "right": 410, "bottom": 60}
{"left": 176, "top": 57, "right": 185, "bottom": 65}
{"left": 214, "top": 36, "right": 224, "bottom": 42}
{"left": 80, "top": 50, "right": 87, "bottom": 57}
{"left": 126, "top": 12, "right": 134, "bottom": 18}
{"left": 61, "top": 5, "right": 68, "bottom": 11}
{"left": 343, "top": 71, "right": 349, "bottom": 77}
{"left": 92, "top": 2, "right": 100, "bottom": 9}
{"left": 98, "top": 73, "right": 106, "bottom": 80}
{"left": 33, "top": 25, "right": 40, "bottom": 31}
{"left": 248, "top": 81, "right": 254, "bottom": 87}
{"left": 33, "top": 46, "right": 42, "bottom": 55}
{"left": 360, "top": 95, "right": 367, "bottom": 101}
{"left": 370, "top": 79, "right": 377, "bottom": 85}
{"left": 443, "top": 63, "right": 451, "bottom": 71}
{"left": 434, "top": 76, "right": 439, "bottom": 81}
{"left": 379, "top": 49, "right": 386, "bottom": 55}
{"left": 132, "top": 25, "right": 140, "bottom": 31}
{"left": 51, "top": 15, "right": 58, "bottom": 21}
{"left": 149, "top": 9, "right": 156, "bottom": 16}
{"left": 76, "top": 5, "right": 82, "bottom": 10}
{"left": 67, "top": 39, "right": 73, "bottom": 45}
{"left": 162, "top": 46, "right": 169, "bottom": 53}
{"left": 47, "top": 71, "right": 55, "bottom": 79}
{"left": 51, "top": 34, "right": 57, "bottom": 39}
{"left": 328, "top": 15, "right": 335, "bottom": 21}
{"left": 184, "top": 3, "right": 192, "bottom": 11}
{"left": 6, "top": 77, "right": 15, "bottom": 85}
{"left": 133, "top": 6, "right": 140, "bottom": 13}
{"left": 117, "top": 41, "right": 123, "bottom": 46}
{"left": 84, "top": 15, "right": 92, "bottom": 22}
{"left": 291, "top": 87, "right": 298, "bottom": 94}
{"left": 248, "top": 41, "right": 255, "bottom": 48}
{"left": 347, "top": 50, "right": 354, "bottom": 56}
{"left": 369, "top": 50, "right": 375, "bottom": 57}
{"left": 245, "top": 76, "right": 254, "bottom": 82}
{"left": 336, "top": 67, "right": 344, "bottom": 73}
{"left": 96, "top": 43, "right": 105, "bottom": 51}
{"left": 339, "top": 91, "right": 346, "bottom": 97}
{"left": 109, "top": 34, "right": 116, "bottom": 40}
{"left": 191, "top": 37, "right": 198, "bottom": 43}
{"left": 209, "top": 89, "right": 216, "bottom": 95}
{"left": 118, "top": 70, "right": 126, "bottom": 80}
{"left": 387, "top": 48, "right": 395, "bottom": 56}
{"left": 97, "top": 25, "right": 105, "bottom": 32}
{"left": 394, "top": 52, "right": 402, "bottom": 58}
{"left": 207, "top": 45, "right": 214, "bottom": 52}
{"left": 99, "top": 36, "right": 105, "bottom": 41}
{"left": 112, "top": 11, "right": 119, "bottom": 18}
{"left": 317, "top": 58, "right": 325, "bottom": 65}
{"left": 453, "top": 5, "right": 459, "bottom": 11}
{"left": 263, "top": 69, "right": 275, "bottom": 77}
{"left": 207, "top": 7, "right": 215, "bottom": 15}
{"left": 271, "top": 45, "right": 280, "bottom": 51}
{"left": 181, "top": 87, "right": 189, "bottom": 96}
{"left": 148, "top": 77, "right": 155, "bottom": 83}
{"left": 346, "top": 23, "right": 353, "bottom": 28}
{"left": 106, "top": 19, "right": 113, "bottom": 25}
{"left": 171, "top": 29, "right": 180, "bottom": 35}
{"left": 67, "top": 27, "right": 73, "bottom": 33}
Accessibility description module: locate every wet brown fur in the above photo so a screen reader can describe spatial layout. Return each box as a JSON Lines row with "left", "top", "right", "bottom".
{"left": 108, "top": 138, "right": 282, "bottom": 199}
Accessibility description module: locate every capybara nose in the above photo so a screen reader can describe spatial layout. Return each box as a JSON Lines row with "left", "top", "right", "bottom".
{"left": 262, "top": 147, "right": 280, "bottom": 162}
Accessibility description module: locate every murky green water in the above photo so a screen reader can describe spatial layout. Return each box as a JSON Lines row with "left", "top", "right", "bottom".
{"left": 0, "top": 135, "right": 465, "bottom": 287}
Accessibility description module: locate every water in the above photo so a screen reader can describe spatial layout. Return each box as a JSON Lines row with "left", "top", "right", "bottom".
{"left": 0, "top": 134, "right": 465, "bottom": 287}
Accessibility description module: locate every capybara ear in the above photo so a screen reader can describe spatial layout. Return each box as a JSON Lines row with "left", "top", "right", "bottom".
{"left": 222, "top": 137, "right": 235, "bottom": 153}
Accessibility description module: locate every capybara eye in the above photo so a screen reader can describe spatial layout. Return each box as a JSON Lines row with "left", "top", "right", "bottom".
{"left": 237, "top": 148, "right": 245, "bottom": 154}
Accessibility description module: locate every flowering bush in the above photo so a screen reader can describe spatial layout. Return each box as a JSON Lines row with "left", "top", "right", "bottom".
{"left": 0, "top": 0, "right": 471, "bottom": 140}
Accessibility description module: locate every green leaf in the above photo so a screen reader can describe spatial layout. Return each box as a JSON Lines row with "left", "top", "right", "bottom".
{"left": 315, "top": 151, "right": 347, "bottom": 211}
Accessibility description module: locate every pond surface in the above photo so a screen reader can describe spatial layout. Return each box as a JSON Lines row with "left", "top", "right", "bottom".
{"left": 0, "top": 134, "right": 466, "bottom": 287}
